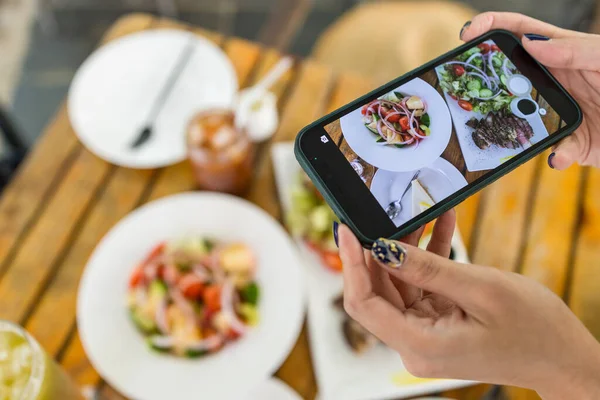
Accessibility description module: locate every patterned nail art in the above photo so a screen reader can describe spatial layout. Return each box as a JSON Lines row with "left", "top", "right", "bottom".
{"left": 371, "top": 238, "right": 407, "bottom": 268}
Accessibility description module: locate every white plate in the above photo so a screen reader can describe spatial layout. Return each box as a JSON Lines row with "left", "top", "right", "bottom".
{"left": 434, "top": 52, "right": 549, "bottom": 172}
{"left": 339, "top": 78, "right": 452, "bottom": 172}
{"left": 68, "top": 30, "right": 238, "bottom": 169}
{"left": 244, "top": 377, "right": 302, "bottom": 400}
{"left": 370, "top": 158, "right": 468, "bottom": 228}
{"left": 271, "top": 142, "right": 475, "bottom": 400}
{"left": 77, "top": 193, "right": 305, "bottom": 400}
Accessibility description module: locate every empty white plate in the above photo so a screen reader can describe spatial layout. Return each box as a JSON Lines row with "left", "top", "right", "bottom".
{"left": 68, "top": 30, "right": 238, "bottom": 168}
{"left": 77, "top": 193, "right": 305, "bottom": 400}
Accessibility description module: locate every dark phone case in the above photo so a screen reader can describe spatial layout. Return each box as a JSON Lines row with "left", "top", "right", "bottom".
{"left": 295, "top": 29, "right": 583, "bottom": 247}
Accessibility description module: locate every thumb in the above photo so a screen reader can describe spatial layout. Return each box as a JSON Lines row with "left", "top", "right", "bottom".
{"left": 522, "top": 35, "right": 600, "bottom": 71}
{"left": 370, "top": 238, "right": 487, "bottom": 307}
{"left": 548, "top": 135, "right": 582, "bottom": 170}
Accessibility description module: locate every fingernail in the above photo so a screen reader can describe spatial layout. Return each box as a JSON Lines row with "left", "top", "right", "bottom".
{"left": 371, "top": 238, "right": 407, "bottom": 268}
{"left": 459, "top": 21, "right": 471, "bottom": 40}
{"left": 524, "top": 33, "right": 550, "bottom": 41}
{"left": 333, "top": 221, "right": 339, "bottom": 248}
{"left": 548, "top": 152, "right": 556, "bottom": 169}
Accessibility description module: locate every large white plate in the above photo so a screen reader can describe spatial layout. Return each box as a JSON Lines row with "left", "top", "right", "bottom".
{"left": 340, "top": 78, "right": 452, "bottom": 172}
{"left": 370, "top": 158, "right": 468, "bottom": 228}
{"left": 77, "top": 193, "right": 305, "bottom": 400}
{"left": 68, "top": 30, "right": 238, "bottom": 169}
{"left": 434, "top": 59, "right": 549, "bottom": 172}
{"left": 271, "top": 142, "right": 474, "bottom": 400}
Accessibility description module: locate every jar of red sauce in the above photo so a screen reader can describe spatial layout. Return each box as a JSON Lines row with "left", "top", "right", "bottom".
{"left": 187, "top": 109, "right": 255, "bottom": 195}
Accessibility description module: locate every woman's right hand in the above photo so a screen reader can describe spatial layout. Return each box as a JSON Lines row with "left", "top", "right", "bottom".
{"left": 461, "top": 12, "right": 600, "bottom": 170}
{"left": 338, "top": 221, "right": 600, "bottom": 399}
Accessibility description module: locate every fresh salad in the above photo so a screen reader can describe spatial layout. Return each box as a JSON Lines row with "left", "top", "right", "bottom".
{"left": 438, "top": 41, "right": 518, "bottom": 114}
{"left": 286, "top": 172, "right": 341, "bottom": 272}
{"left": 127, "top": 238, "right": 259, "bottom": 357}
{"left": 361, "top": 91, "right": 431, "bottom": 148}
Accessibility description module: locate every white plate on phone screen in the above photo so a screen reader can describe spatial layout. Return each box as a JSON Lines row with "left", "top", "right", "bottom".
{"left": 68, "top": 30, "right": 238, "bottom": 168}
{"left": 340, "top": 78, "right": 452, "bottom": 172}
{"left": 77, "top": 193, "right": 305, "bottom": 400}
{"left": 370, "top": 157, "right": 468, "bottom": 227}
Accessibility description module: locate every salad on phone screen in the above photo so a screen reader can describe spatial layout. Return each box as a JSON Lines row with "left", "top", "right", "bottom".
{"left": 127, "top": 238, "right": 260, "bottom": 358}
{"left": 438, "top": 41, "right": 518, "bottom": 114}
{"left": 361, "top": 91, "right": 431, "bottom": 148}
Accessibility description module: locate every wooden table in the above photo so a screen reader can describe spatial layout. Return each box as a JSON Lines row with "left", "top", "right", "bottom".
{"left": 0, "top": 14, "right": 598, "bottom": 400}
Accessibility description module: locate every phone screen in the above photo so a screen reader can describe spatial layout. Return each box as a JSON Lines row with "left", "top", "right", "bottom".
{"left": 321, "top": 39, "right": 566, "bottom": 229}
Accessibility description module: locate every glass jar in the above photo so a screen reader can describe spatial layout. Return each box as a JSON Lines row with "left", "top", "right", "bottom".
{"left": 0, "top": 320, "right": 84, "bottom": 400}
{"left": 187, "top": 109, "right": 256, "bottom": 195}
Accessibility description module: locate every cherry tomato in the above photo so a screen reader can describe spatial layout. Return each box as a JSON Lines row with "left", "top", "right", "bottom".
{"left": 128, "top": 265, "right": 144, "bottom": 288}
{"left": 321, "top": 251, "right": 343, "bottom": 272}
{"left": 491, "top": 44, "right": 500, "bottom": 52}
{"left": 386, "top": 113, "right": 400, "bottom": 123}
{"left": 178, "top": 274, "right": 205, "bottom": 299}
{"left": 452, "top": 65, "right": 465, "bottom": 77}
{"left": 380, "top": 106, "right": 391, "bottom": 118}
{"left": 477, "top": 43, "right": 491, "bottom": 54}
{"left": 458, "top": 100, "right": 474, "bottom": 111}
{"left": 226, "top": 328, "right": 242, "bottom": 341}
{"left": 141, "top": 242, "right": 166, "bottom": 266}
{"left": 203, "top": 285, "right": 222, "bottom": 312}
{"left": 449, "top": 93, "right": 458, "bottom": 100}
{"left": 361, "top": 104, "right": 369, "bottom": 115}
{"left": 398, "top": 116, "right": 410, "bottom": 131}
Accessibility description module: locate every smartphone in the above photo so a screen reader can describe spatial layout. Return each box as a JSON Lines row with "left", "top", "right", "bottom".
{"left": 295, "top": 29, "right": 582, "bottom": 246}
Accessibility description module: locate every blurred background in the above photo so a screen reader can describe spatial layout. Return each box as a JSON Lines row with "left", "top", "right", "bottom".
{"left": 0, "top": 0, "right": 598, "bottom": 149}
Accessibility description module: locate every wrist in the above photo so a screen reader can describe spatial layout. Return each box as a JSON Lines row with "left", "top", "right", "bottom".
{"left": 536, "top": 342, "right": 600, "bottom": 400}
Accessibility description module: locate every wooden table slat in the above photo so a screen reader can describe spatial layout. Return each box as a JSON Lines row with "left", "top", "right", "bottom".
{"left": 569, "top": 167, "right": 600, "bottom": 339}
{"left": 0, "top": 149, "right": 112, "bottom": 322}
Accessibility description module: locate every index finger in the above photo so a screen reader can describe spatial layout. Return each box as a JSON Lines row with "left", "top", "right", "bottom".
{"left": 338, "top": 225, "right": 413, "bottom": 348}
{"left": 461, "top": 12, "right": 581, "bottom": 42}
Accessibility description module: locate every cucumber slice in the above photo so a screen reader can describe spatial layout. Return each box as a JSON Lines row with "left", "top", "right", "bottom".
{"left": 130, "top": 308, "right": 157, "bottom": 334}
{"left": 500, "top": 74, "right": 508, "bottom": 86}
{"left": 185, "top": 349, "right": 208, "bottom": 358}
{"left": 479, "top": 88, "right": 493, "bottom": 98}
{"left": 365, "top": 122, "right": 378, "bottom": 134}
{"left": 147, "top": 335, "right": 173, "bottom": 353}
{"left": 466, "top": 79, "right": 481, "bottom": 91}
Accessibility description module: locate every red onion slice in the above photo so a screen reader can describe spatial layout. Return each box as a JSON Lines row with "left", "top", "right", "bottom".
{"left": 502, "top": 57, "right": 513, "bottom": 78}
{"left": 465, "top": 52, "right": 483, "bottom": 65}
{"left": 155, "top": 299, "right": 170, "bottom": 334}
{"left": 170, "top": 288, "right": 197, "bottom": 325}
{"left": 220, "top": 281, "right": 248, "bottom": 335}
{"left": 149, "top": 335, "right": 174, "bottom": 348}
{"left": 486, "top": 52, "right": 500, "bottom": 82}
{"left": 192, "top": 264, "right": 211, "bottom": 282}
{"left": 445, "top": 61, "right": 487, "bottom": 79}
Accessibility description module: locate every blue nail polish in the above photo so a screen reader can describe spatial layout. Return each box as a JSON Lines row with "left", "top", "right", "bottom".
{"left": 333, "top": 221, "right": 339, "bottom": 248}
{"left": 459, "top": 20, "right": 471, "bottom": 40}
{"left": 524, "top": 33, "right": 550, "bottom": 41}
{"left": 371, "top": 238, "right": 407, "bottom": 268}
{"left": 548, "top": 152, "right": 556, "bottom": 169}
